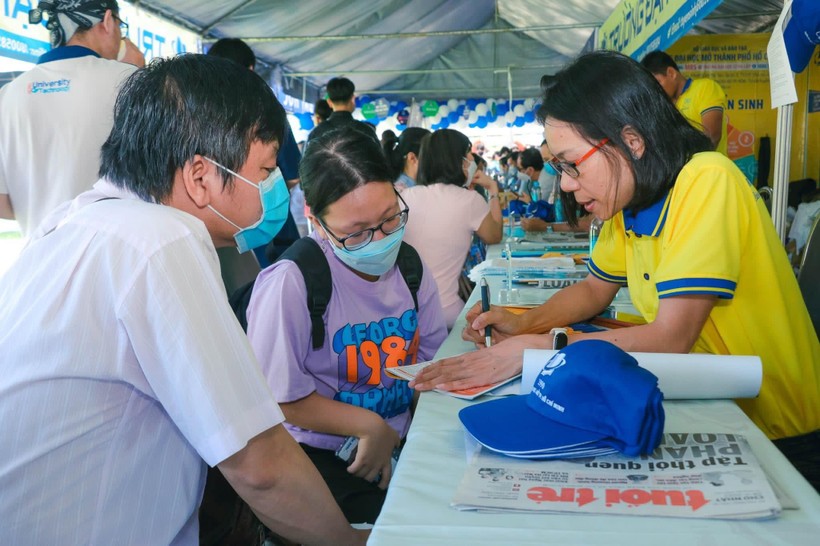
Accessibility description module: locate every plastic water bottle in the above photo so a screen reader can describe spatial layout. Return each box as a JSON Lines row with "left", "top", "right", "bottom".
{"left": 589, "top": 217, "right": 603, "bottom": 256}
{"left": 531, "top": 181, "right": 541, "bottom": 203}
{"left": 553, "top": 193, "right": 565, "bottom": 223}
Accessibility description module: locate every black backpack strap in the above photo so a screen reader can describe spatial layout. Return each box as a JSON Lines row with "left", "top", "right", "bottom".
{"left": 396, "top": 242, "right": 424, "bottom": 311}
{"left": 277, "top": 237, "right": 331, "bottom": 349}
{"left": 228, "top": 280, "right": 256, "bottom": 332}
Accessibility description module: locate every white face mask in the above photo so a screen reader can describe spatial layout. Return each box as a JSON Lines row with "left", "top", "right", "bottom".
{"left": 464, "top": 157, "right": 477, "bottom": 187}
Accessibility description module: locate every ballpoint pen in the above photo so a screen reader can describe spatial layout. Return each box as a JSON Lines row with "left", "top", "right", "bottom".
{"left": 480, "top": 277, "right": 492, "bottom": 348}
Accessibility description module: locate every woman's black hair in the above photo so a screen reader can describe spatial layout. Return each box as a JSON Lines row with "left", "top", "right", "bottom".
{"left": 416, "top": 129, "right": 471, "bottom": 187}
{"left": 383, "top": 127, "right": 430, "bottom": 180}
{"left": 313, "top": 98, "right": 332, "bottom": 123}
{"left": 537, "top": 50, "right": 712, "bottom": 224}
{"left": 99, "top": 54, "right": 285, "bottom": 202}
{"left": 300, "top": 126, "right": 393, "bottom": 218}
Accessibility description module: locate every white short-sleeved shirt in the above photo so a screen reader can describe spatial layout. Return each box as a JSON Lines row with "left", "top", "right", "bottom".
{"left": 401, "top": 183, "right": 490, "bottom": 328}
{"left": 0, "top": 46, "right": 135, "bottom": 235}
{"left": 0, "top": 179, "right": 284, "bottom": 545}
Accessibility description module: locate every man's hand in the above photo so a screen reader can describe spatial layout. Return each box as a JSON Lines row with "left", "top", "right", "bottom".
{"left": 119, "top": 38, "right": 146, "bottom": 67}
{"left": 521, "top": 217, "right": 548, "bottom": 232}
{"left": 0, "top": 194, "right": 14, "bottom": 220}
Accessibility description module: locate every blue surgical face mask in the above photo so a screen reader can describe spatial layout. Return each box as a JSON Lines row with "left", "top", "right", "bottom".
{"left": 544, "top": 162, "right": 558, "bottom": 176}
{"left": 206, "top": 158, "right": 290, "bottom": 253}
{"left": 324, "top": 226, "right": 405, "bottom": 276}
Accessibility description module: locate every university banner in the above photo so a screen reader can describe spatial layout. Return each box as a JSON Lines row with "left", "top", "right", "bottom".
{"left": 667, "top": 33, "right": 819, "bottom": 185}
{"left": 598, "top": 0, "right": 722, "bottom": 61}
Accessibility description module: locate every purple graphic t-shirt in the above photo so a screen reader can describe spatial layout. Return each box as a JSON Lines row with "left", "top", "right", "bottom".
{"left": 246, "top": 232, "right": 447, "bottom": 451}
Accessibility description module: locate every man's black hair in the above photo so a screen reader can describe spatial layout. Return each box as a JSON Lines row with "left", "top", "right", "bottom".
{"left": 207, "top": 38, "right": 256, "bottom": 70}
{"left": 99, "top": 54, "right": 286, "bottom": 202}
{"left": 326, "top": 77, "right": 355, "bottom": 104}
{"left": 640, "top": 50, "right": 679, "bottom": 75}
{"left": 519, "top": 147, "right": 544, "bottom": 171}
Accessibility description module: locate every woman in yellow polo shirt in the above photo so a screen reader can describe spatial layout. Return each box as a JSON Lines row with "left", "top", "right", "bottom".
{"left": 411, "top": 51, "right": 820, "bottom": 489}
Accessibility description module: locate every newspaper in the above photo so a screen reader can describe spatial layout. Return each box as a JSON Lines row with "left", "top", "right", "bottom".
{"left": 452, "top": 433, "right": 781, "bottom": 520}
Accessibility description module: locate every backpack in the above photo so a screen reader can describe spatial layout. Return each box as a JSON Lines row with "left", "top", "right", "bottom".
{"left": 228, "top": 236, "right": 423, "bottom": 347}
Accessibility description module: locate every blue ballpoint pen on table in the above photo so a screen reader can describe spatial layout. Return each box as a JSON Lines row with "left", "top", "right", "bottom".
{"left": 480, "top": 277, "right": 492, "bottom": 348}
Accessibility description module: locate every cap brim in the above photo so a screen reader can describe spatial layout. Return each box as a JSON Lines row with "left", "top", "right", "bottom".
{"left": 459, "top": 395, "right": 607, "bottom": 454}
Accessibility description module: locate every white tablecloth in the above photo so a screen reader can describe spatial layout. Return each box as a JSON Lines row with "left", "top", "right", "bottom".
{"left": 369, "top": 246, "right": 820, "bottom": 545}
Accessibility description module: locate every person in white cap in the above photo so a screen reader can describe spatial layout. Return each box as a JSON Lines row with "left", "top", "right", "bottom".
{"left": 0, "top": 0, "right": 144, "bottom": 236}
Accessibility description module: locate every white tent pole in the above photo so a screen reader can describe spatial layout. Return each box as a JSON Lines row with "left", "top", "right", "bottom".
{"left": 507, "top": 66, "right": 513, "bottom": 143}
{"left": 771, "top": 104, "right": 793, "bottom": 244}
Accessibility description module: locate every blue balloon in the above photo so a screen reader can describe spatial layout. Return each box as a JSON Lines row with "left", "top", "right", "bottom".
{"left": 524, "top": 111, "right": 535, "bottom": 123}
{"left": 448, "top": 112, "right": 460, "bottom": 123}
{"left": 438, "top": 118, "right": 450, "bottom": 128}
{"left": 396, "top": 123, "right": 407, "bottom": 131}
{"left": 298, "top": 112, "right": 313, "bottom": 131}
{"left": 476, "top": 117, "right": 488, "bottom": 129}
{"left": 396, "top": 100, "right": 408, "bottom": 111}
{"left": 514, "top": 117, "right": 526, "bottom": 127}
{"left": 466, "top": 98, "right": 480, "bottom": 109}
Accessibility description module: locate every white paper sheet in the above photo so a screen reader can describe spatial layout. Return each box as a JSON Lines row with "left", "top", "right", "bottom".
{"left": 768, "top": 0, "right": 798, "bottom": 108}
{"left": 521, "top": 350, "right": 762, "bottom": 400}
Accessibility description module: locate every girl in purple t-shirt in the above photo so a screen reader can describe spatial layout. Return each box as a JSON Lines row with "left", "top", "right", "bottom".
{"left": 246, "top": 128, "right": 447, "bottom": 524}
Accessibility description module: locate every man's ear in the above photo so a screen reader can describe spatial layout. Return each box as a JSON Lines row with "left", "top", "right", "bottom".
{"left": 102, "top": 9, "right": 117, "bottom": 34}
{"left": 620, "top": 126, "right": 646, "bottom": 160}
{"left": 181, "top": 155, "right": 220, "bottom": 208}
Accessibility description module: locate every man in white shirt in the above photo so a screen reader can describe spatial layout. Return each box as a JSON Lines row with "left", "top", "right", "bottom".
{"left": 0, "top": 54, "right": 366, "bottom": 546}
{"left": 0, "top": 0, "right": 144, "bottom": 235}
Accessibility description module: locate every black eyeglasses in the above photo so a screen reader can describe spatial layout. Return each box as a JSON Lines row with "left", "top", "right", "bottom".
{"left": 114, "top": 15, "right": 129, "bottom": 37}
{"left": 318, "top": 191, "right": 409, "bottom": 251}
{"left": 548, "top": 138, "right": 609, "bottom": 179}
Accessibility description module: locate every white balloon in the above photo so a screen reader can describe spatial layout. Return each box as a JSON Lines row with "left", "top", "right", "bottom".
{"left": 431, "top": 112, "right": 443, "bottom": 124}
{"left": 438, "top": 105, "right": 450, "bottom": 117}
{"left": 524, "top": 98, "right": 535, "bottom": 110}
{"left": 513, "top": 104, "right": 526, "bottom": 116}
{"left": 468, "top": 111, "right": 479, "bottom": 124}
{"left": 475, "top": 103, "right": 488, "bottom": 116}
{"left": 505, "top": 111, "right": 516, "bottom": 123}
{"left": 485, "top": 98, "right": 496, "bottom": 109}
{"left": 447, "top": 98, "right": 459, "bottom": 111}
{"left": 353, "top": 107, "right": 363, "bottom": 119}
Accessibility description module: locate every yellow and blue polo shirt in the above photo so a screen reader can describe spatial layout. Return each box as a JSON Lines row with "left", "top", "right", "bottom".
{"left": 677, "top": 78, "right": 728, "bottom": 157}
{"left": 589, "top": 152, "right": 819, "bottom": 440}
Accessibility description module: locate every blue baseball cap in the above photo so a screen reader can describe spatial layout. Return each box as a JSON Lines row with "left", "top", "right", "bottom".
{"left": 459, "top": 340, "right": 665, "bottom": 458}
{"left": 784, "top": 0, "right": 820, "bottom": 73}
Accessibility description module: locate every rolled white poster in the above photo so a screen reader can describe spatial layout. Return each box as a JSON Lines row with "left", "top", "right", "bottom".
{"left": 521, "top": 349, "right": 762, "bottom": 400}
